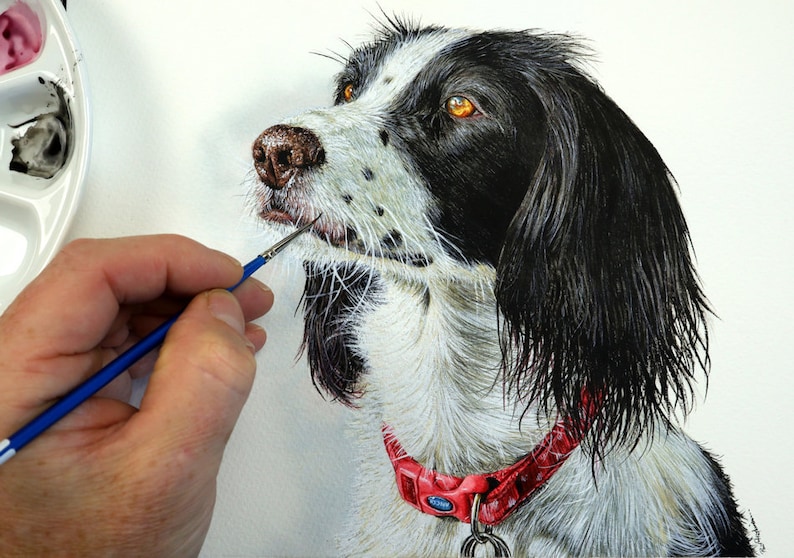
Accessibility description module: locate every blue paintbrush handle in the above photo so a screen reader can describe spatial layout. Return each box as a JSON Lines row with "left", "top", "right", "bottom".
{"left": 0, "top": 254, "right": 267, "bottom": 466}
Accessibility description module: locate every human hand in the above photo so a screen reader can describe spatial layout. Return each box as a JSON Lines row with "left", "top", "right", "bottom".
{"left": 0, "top": 235, "right": 274, "bottom": 556}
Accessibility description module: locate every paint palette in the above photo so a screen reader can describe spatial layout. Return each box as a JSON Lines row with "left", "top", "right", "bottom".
{"left": 0, "top": 0, "right": 89, "bottom": 311}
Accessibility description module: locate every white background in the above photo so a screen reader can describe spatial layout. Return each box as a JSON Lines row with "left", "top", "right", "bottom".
{"left": 59, "top": 0, "right": 792, "bottom": 555}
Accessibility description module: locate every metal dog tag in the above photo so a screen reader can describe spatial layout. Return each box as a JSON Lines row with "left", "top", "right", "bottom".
{"left": 460, "top": 529, "right": 512, "bottom": 557}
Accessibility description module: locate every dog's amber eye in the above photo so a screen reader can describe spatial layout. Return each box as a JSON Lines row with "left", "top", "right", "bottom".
{"left": 445, "top": 96, "right": 478, "bottom": 118}
{"left": 343, "top": 83, "right": 355, "bottom": 102}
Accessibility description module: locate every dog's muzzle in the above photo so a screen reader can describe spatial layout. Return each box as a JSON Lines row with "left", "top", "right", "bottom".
{"left": 253, "top": 124, "right": 325, "bottom": 189}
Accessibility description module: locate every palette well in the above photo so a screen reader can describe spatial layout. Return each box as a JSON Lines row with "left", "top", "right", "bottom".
{"left": 0, "top": 0, "right": 89, "bottom": 310}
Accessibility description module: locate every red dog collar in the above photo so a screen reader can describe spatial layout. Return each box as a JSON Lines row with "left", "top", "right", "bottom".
{"left": 382, "top": 395, "right": 598, "bottom": 526}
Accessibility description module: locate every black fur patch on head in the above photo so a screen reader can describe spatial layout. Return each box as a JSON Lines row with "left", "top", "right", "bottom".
{"left": 301, "top": 262, "right": 380, "bottom": 403}
{"left": 384, "top": 32, "right": 550, "bottom": 264}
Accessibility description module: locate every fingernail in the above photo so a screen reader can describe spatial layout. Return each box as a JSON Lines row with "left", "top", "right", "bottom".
{"left": 245, "top": 323, "right": 266, "bottom": 354}
{"left": 207, "top": 290, "right": 245, "bottom": 335}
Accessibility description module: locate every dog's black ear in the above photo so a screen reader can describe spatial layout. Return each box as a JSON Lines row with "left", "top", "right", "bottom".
{"left": 495, "top": 54, "right": 710, "bottom": 453}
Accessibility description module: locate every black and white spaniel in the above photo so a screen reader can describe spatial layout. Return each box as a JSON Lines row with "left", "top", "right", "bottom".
{"left": 250, "top": 19, "right": 754, "bottom": 557}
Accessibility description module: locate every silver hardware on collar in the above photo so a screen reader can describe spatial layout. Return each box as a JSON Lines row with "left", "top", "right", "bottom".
{"left": 460, "top": 493, "right": 512, "bottom": 557}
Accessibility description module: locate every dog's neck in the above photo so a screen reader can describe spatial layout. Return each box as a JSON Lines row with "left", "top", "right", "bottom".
{"left": 345, "top": 266, "right": 552, "bottom": 474}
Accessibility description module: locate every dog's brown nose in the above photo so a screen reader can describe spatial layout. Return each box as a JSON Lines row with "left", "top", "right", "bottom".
{"left": 253, "top": 124, "right": 325, "bottom": 189}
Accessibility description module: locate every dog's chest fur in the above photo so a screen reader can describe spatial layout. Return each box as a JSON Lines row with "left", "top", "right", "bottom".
{"left": 353, "top": 272, "right": 545, "bottom": 473}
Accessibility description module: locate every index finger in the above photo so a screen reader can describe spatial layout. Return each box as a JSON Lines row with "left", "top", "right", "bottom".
{"left": 0, "top": 235, "right": 243, "bottom": 359}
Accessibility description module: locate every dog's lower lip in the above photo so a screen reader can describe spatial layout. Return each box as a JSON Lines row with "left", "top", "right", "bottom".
{"left": 259, "top": 209, "right": 296, "bottom": 225}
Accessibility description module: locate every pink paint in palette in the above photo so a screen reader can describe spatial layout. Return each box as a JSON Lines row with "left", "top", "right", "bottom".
{"left": 0, "top": 1, "right": 42, "bottom": 74}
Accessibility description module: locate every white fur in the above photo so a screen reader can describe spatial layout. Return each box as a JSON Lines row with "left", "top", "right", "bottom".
{"left": 257, "top": 29, "right": 740, "bottom": 557}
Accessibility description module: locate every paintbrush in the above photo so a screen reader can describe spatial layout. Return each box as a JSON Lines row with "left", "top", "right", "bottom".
{"left": 0, "top": 219, "right": 317, "bottom": 466}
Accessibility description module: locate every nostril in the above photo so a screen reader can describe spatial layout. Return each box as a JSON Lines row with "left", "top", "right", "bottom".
{"left": 276, "top": 149, "right": 291, "bottom": 167}
{"left": 252, "top": 144, "right": 266, "bottom": 163}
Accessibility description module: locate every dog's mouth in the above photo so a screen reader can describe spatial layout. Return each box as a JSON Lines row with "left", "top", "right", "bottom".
{"left": 258, "top": 202, "right": 432, "bottom": 268}
{"left": 260, "top": 207, "right": 298, "bottom": 226}
{"left": 258, "top": 201, "right": 345, "bottom": 243}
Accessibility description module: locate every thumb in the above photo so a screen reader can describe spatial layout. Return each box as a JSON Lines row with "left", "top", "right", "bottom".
{"left": 132, "top": 289, "right": 258, "bottom": 463}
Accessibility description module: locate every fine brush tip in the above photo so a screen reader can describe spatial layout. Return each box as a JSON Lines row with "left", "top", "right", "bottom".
{"left": 260, "top": 214, "right": 323, "bottom": 259}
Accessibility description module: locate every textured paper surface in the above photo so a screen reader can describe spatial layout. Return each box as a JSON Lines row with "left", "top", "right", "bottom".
{"left": 63, "top": 1, "right": 792, "bottom": 555}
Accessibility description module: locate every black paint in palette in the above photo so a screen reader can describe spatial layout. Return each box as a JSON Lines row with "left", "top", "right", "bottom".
{"left": 9, "top": 78, "right": 72, "bottom": 180}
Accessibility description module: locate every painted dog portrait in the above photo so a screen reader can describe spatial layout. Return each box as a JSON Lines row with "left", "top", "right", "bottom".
{"left": 249, "top": 18, "right": 755, "bottom": 557}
